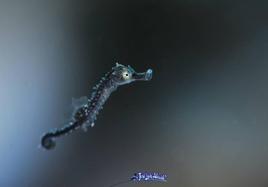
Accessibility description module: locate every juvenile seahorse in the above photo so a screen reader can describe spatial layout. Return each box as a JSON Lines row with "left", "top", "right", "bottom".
{"left": 41, "top": 63, "right": 153, "bottom": 150}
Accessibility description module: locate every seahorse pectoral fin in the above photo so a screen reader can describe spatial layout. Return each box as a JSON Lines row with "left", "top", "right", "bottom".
{"left": 72, "top": 96, "right": 88, "bottom": 107}
{"left": 62, "top": 96, "right": 88, "bottom": 123}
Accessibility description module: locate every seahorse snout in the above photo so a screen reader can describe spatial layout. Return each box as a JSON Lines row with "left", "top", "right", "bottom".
{"left": 145, "top": 69, "right": 153, "bottom": 81}
{"left": 133, "top": 69, "right": 153, "bottom": 81}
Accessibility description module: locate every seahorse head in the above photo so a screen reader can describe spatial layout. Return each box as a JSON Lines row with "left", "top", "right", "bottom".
{"left": 111, "top": 63, "right": 153, "bottom": 86}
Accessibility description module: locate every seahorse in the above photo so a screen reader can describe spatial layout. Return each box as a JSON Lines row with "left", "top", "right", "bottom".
{"left": 41, "top": 63, "right": 153, "bottom": 150}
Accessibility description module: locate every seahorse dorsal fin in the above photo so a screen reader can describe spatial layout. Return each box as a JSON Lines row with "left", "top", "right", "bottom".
{"left": 72, "top": 96, "right": 88, "bottom": 108}
{"left": 61, "top": 96, "right": 88, "bottom": 123}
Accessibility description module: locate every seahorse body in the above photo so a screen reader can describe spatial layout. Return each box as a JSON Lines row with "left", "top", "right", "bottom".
{"left": 41, "top": 63, "right": 153, "bottom": 150}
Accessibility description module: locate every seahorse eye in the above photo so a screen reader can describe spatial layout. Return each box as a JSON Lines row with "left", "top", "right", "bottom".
{"left": 122, "top": 71, "right": 131, "bottom": 80}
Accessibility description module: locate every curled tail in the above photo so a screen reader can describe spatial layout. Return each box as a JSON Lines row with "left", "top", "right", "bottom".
{"left": 41, "top": 120, "right": 82, "bottom": 150}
